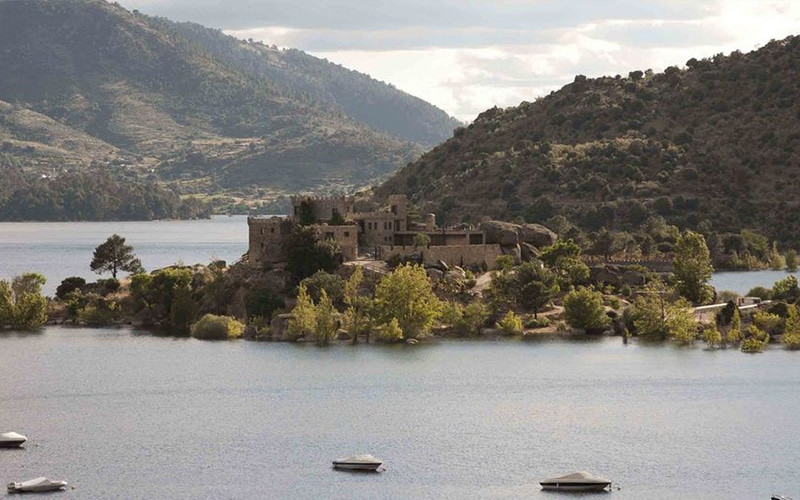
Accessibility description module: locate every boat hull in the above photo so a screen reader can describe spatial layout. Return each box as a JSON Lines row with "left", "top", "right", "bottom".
{"left": 0, "top": 440, "right": 26, "bottom": 448}
{"left": 332, "top": 462, "right": 382, "bottom": 471}
{"left": 7, "top": 481, "right": 68, "bottom": 493}
{"left": 540, "top": 482, "right": 611, "bottom": 492}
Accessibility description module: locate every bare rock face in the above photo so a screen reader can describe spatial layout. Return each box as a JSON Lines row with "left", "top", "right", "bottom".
{"left": 500, "top": 243, "right": 522, "bottom": 262}
{"left": 519, "top": 224, "right": 557, "bottom": 248}
{"left": 520, "top": 242, "right": 540, "bottom": 262}
{"left": 481, "top": 220, "right": 520, "bottom": 245}
{"left": 269, "top": 313, "right": 294, "bottom": 341}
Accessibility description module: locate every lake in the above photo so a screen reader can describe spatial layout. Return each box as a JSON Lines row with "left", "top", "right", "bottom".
{"left": 1, "top": 328, "right": 799, "bottom": 499}
{"left": 0, "top": 217, "right": 249, "bottom": 295}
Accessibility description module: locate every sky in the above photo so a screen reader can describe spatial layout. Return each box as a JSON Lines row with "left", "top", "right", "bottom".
{"left": 118, "top": 0, "right": 800, "bottom": 122}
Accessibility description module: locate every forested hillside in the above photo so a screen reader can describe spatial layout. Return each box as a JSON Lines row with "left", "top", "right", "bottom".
{"left": 0, "top": 0, "right": 460, "bottom": 219}
{"left": 143, "top": 17, "right": 461, "bottom": 146}
{"left": 378, "top": 35, "right": 800, "bottom": 259}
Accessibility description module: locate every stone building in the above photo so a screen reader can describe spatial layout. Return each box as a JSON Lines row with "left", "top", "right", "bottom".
{"left": 248, "top": 194, "right": 518, "bottom": 270}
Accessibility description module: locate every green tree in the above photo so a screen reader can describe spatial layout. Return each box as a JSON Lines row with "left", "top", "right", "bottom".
{"left": 496, "top": 310, "right": 523, "bottom": 334}
{"left": 288, "top": 284, "right": 316, "bottom": 340}
{"left": 741, "top": 325, "right": 768, "bottom": 352}
{"left": 786, "top": 250, "right": 798, "bottom": 272}
{"left": 782, "top": 305, "right": 800, "bottom": 349}
{"left": 169, "top": 284, "right": 197, "bottom": 334}
{"left": 666, "top": 298, "right": 698, "bottom": 344}
{"left": 0, "top": 273, "right": 48, "bottom": 330}
{"left": 375, "top": 317, "right": 403, "bottom": 342}
{"left": 90, "top": 234, "right": 143, "bottom": 279}
{"left": 297, "top": 199, "right": 317, "bottom": 226}
{"left": 728, "top": 307, "right": 742, "bottom": 345}
{"left": 772, "top": 275, "right": 800, "bottom": 302}
{"left": 374, "top": 264, "right": 442, "bottom": 339}
{"left": 703, "top": 323, "right": 722, "bottom": 348}
{"left": 342, "top": 266, "right": 373, "bottom": 343}
{"left": 413, "top": 233, "right": 431, "bottom": 248}
{"left": 283, "top": 226, "right": 339, "bottom": 282}
{"left": 564, "top": 287, "right": 609, "bottom": 332}
{"left": 190, "top": 314, "right": 244, "bottom": 340}
{"left": 301, "top": 270, "right": 346, "bottom": 308}
{"left": 539, "top": 239, "right": 589, "bottom": 289}
{"left": 56, "top": 276, "right": 86, "bottom": 300}
{"left": 673, "top": 230, "right": 713, "bottom": 304}
{"left": 589, "top": 229, "right": 626, "bottom": 261}
{"left": 516, "top": 262, "right": 559, "bottom": 317}
{"left": 312, "top": 289, "right": 339, "bottom": 346}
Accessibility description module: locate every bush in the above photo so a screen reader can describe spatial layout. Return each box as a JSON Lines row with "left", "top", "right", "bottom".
{"left": 78, "top": 299, "right": 121, "bottom": 325}
{"left": 375, "top": 318, "right": 403, "bottom": 342}
{"left": 496, "top": 310, "right": 523, "bottom": 334}
{"left": 190, "top": 314, "right": 244, "bottom": 340}
{"left": 564, "top": 287, "right": 610, "bottom": 333}
{"left": 746, "top": 286, "right": 772, "bottom": 300}
{"left": 56, "top": 277, "right": 86, "bottom": 300}
{"left": 524, "top": 315, "right": 551, "bottom": 329}
{"left": 717, "top": 290, "right": 740, "bottom": 303}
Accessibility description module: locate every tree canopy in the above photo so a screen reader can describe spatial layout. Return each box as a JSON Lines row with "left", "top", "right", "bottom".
{"left": 90, "top": 234, "right": 143, "bottom": 279}
{"left": 673, "top": 230, "right": 713, "bottom": 304}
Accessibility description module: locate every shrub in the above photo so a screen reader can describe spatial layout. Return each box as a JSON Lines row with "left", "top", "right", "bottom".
{"left": 496, "top": 310, "right": 523, "bottom": 335}
{"left": 190, "top": 314, "right": 244, "bottom": 340}
{"left": 375, "top": 318, "right": 403, "bottom": 342}
{"left": 746, "top": 286, "right": 773, "bottom": 300}
{"left": 524, "top": 315, "right": 551, "bottom": 329}
{"left": 56, "top": 277, "right": 86, "bottom": 300}
{"left": 717, "top": 290, "right": 740, "bottom": 303}
{"left": 702, "top": 324, "right": 722, "bottom": 348}
{"left": 564, "top": 287, "right": 610, "bottom": 333}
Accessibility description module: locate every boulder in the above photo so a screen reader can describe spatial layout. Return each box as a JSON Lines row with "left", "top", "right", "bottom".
{"left": 520, "top": 242, "right": 540, "bottom": 262}
{"left": 500, "top": 244, "right": 521, "bottom": 262}
{"left": 426, "top": 268, "right": 444, "bottom": 281}
{"left": 269, "top": 313, "right": 293, "bottom": 341}
{"left": 519, "top": 223, "right": 557, "bottom": 248}
{"left": 481, "top": 220, "right": 520, "bottom": 246}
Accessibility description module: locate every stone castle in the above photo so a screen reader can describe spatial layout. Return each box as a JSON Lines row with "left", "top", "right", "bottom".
{"left": 248, "top": 194, "right": 504, "bottom": 268}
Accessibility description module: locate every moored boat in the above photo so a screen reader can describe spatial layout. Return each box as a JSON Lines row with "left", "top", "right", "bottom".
{"left": 0, "top": 432, "right": 27, "bottom": 448}
{"left": 540, "top": 471, "right": 611, "bottom": 491}
{"left": 7, "top": 477, "right": 68, "bottom": 493}
{"left": 332, "top": 454, "right": 383, "bottom": 471}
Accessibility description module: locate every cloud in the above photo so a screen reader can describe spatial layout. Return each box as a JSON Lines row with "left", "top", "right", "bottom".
{"left": 117, "top": 0, "right": 800, "bottom": 121}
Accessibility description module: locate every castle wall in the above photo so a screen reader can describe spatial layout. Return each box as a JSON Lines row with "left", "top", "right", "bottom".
{"left": 359, "top": 212, "right": 401, "bottom": 247}
{"left": 291, "top": 196, "right": 352, "bottom": 222}
{"left": 248, "top": 217, "right": 291, "bottom": 263}
{"left": 315, "top": 224, "right": 358, "bottom": 261}
{"left": 379, "top": 244, "right": 502, "bottom": 269}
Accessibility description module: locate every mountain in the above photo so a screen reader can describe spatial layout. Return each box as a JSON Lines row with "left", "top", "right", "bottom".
{"left": 0, "top": 0, "right": 457, "bottom": 201}
{"left": 377, "top": 35, "right": 800, "bottom": 247}
{"left": 143, "top": 17, "right": 461, "bottom": 147}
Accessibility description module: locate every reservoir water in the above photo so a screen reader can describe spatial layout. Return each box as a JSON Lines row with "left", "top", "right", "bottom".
{"left": 1, "top": 328, "right": 799, "bottom": 499}
{"left": 0, "top": 216, "right": 249, "bottom": 295}
{"left": 1, "top": 219, "right": 800, "bottom": 498}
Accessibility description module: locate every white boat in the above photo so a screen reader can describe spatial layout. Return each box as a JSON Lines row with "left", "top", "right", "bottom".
{"left": 0, "top": 432, "right": 27, "bottom": 448}
{"left": 332, "top": 454, "right": 383, "bottom": 471}
{"left": 539, "top": 471, "right": 611, "bottom": 491}
{"left": 7, "top": 477, "right": 68, "bottom": 493}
